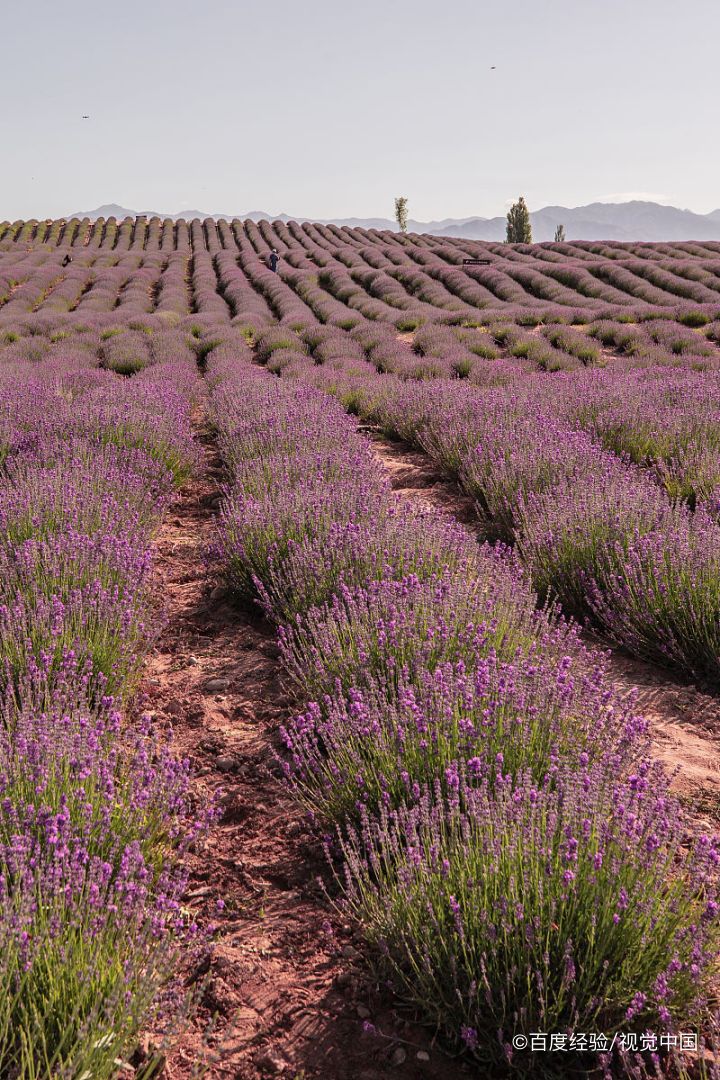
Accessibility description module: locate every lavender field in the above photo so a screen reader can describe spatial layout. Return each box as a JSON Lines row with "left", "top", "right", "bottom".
{"left": 3, "top": 215, "right": 720, "bottom": 1078}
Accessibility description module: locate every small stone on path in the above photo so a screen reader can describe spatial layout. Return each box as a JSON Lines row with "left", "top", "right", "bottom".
{"left": 205, "top": 677, "right": 230, "bottom": 692}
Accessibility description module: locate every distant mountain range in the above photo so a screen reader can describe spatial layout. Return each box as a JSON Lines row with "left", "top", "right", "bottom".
{"left": 69, "top": 201, "right": 720, "bottom": 243}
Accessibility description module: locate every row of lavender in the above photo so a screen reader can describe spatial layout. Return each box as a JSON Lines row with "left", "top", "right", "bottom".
{"left": 362, "top": 377, "right": 720, "bottom": 688}
{"left": 0, "top": 348, "right": 202, "bottom": 1074}
{"left": 8, "top": 214, "right": 720, "bottom": 308}
{"left": 250, "top": 318, "right": 720, "bottom": 503}
{"left": 0, "top": 249, "right": 192, "bottom": 320}
{"left": 258, "top": 315, "right": 720, "bottom": 384}
{"left": 4, "top": 297, "right": 720, "bottom": 406}
{"left": 207, "top": 338, "right": 719, "bottom": 1074}
{"left": 250, "top": 316, "right": 720, "bottom": 688}
{"left": 9, "top": 219, "right": 720, "bottom": 330}
{"left": 5, "top": 215, "right": 720, "bottom": 271}
{"left": 242, "top": 219, "right": 720, "bottom": 326}
{"left": 0, "top": 216, "right": 195, "bottom": 252}
{"left": 5, "top": 295, "right": 720, "bottom": 544}
{"left": 198, "top": 220, "right": 720, "bottom": 331}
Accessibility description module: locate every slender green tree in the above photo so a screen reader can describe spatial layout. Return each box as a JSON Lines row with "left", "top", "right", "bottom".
{"left": 554, "top": 223, "right": 566, "bottom": 242}
{"left": 505, "top": 196, "right": 532, "bottom": 243}
{"left": 394, "top": 196, "right": 409, "bottom": 234}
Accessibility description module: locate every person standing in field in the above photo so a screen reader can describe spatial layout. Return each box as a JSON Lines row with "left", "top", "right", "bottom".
{"left": 268, "top": 248, "right": 279, "bottom": 272}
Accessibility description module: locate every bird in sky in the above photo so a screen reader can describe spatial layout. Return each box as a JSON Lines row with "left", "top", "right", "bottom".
{"left": 491, "top": 66, "right": 496, "bottom": 69}
{"left": 82, "top": 115, "right": 90, "bottom": 119}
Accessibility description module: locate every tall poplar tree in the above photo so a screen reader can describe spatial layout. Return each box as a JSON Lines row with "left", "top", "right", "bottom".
{"left": 394, "top": 196, "right": 409, "bottom": 234}
{"left": 506, "top": 196, "right": 532, "bottom": 243}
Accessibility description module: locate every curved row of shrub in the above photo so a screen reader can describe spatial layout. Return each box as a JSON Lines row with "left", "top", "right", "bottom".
{"left": 317, "top": 373, "right": 720, "bottom": 688}
{"left": 11, "top": 221, "right": 720, "bottom": 333}
{"left": 4, "top": 213, "right": 720, "bottom": 298}
{"left": 0, "top": 349, "right": 204, "bottom": 1076}
{"left": 208, "top": 348, "right": 719, "bottom": 1075}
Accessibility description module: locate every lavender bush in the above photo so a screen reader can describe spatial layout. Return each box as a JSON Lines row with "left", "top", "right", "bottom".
{"left": 282, "top": 640, "right": 643, "bottom": 823}
{"left": 276, "top": 555, "right": 546, "bottom": 702}
{"left": 338, "top": 765, "right": 718, "bottom": 1071}
{"left": 0, "top": 321, "right": 206, "bottom": 1072}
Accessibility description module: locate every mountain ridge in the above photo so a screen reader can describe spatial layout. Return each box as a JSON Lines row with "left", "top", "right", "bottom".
{"left": 65, "top": 200, "right": 720, "bottom": 243}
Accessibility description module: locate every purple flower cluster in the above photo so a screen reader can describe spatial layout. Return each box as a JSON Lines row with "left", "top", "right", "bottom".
{"left": 339, "top": 763, "right": 717, "bottom": 1071}
{"left": 208, "top": 347, "right": 720, "bottom": 1072}
{"left": 0, "top": 330, "right": 204, "bottom": 1071}
{"left": 336, "top": 373, "right": 720, "bottom": 685}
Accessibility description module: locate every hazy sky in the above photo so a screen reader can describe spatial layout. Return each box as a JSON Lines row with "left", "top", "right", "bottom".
{"left": 2, "top": 0, "right": 719, "bottom": 221}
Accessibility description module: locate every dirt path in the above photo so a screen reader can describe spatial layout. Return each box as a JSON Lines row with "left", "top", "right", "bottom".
{"left": 368, "top": 431, "right": 720, "bottom": 827}
{"left": 141, "top": 405, "right": 463, "bottom": 1079}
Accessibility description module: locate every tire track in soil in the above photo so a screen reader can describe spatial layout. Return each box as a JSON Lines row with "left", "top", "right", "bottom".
{"left": 141, "top": 404, "right": 463, "bottom": 1080}
{"left": 368, "top": 431, "right": 720, "bottom": 830}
